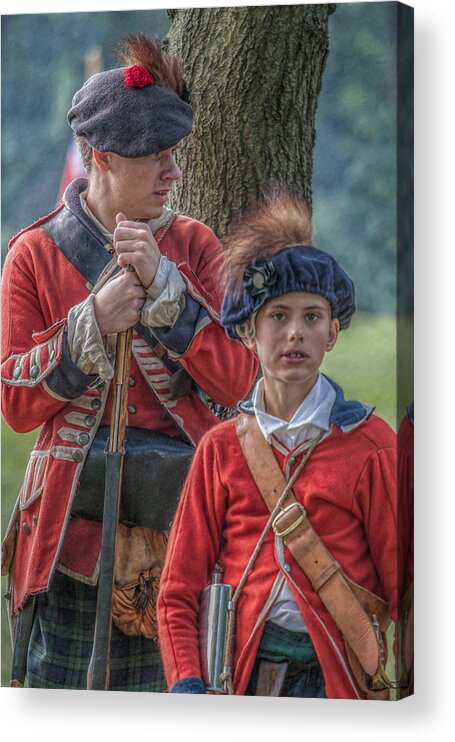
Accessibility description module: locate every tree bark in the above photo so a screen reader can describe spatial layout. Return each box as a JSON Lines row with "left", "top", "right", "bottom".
{"left": 166, "top": 4, "right": 335, "bottom": 237}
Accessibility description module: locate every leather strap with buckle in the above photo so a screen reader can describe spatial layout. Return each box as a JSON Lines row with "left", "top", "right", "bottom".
{"left": 272, "top": 502, "right": 307, "bottom": 538}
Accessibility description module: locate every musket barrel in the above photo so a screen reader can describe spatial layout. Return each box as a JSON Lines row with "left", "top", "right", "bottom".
{"left": 87, "top": 319, "right": 133, "bottom": 689}
{"left": 87, "top": 449, "right": 124, "bottom": 689}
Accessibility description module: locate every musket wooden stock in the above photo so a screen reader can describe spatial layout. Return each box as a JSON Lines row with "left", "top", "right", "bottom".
{"left": 87, "top": 312, "right": 133, "bottom": 690}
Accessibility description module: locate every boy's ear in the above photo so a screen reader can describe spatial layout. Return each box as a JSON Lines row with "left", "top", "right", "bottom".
{"left": 326, "top": 318, "right": 340, "bottom": 352}
{"left": 242, "top": 337, "right": 257, "bottom": 354}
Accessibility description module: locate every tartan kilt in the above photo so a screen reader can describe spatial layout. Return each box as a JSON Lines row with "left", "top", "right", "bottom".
{"left": 26, "top": 570, "right": 166, "bottom": 691}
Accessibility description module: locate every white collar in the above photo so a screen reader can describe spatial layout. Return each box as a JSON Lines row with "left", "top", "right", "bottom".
{"left": 252, "top": 373, "right": 336, "bottom": 449}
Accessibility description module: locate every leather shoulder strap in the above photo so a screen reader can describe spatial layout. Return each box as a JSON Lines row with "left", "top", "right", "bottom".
{"left": 43, "top": 206, "right": 113, "bottom": 288}
{"left": 235, "top": 412, "right": 296, "bottom": 511}
{"left": 235, "top": 413, "right": 386, "bottom": 681}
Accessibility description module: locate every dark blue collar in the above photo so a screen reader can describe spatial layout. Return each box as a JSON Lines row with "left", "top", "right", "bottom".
{"left": 62, "top": 177, "right": 108, "bottom": 246}
{"left": 237, "top": 374, "right": 373, "bottom": 433}
{"left": 322, "top": 374, "right": 373, "bottom": 431}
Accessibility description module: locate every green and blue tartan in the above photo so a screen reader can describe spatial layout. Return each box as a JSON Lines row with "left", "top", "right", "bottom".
{"left": 246, "top": 621, "right": 326, "bottom": 698}
{"left": 26, "top": 571, "right": 165, "bottom": 691}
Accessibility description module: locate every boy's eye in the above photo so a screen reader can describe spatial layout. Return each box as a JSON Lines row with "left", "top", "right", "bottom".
{"left": 272, "top": 312, "right": 286, "bottom": 321}
{"left": 306, "top": 313, "right": 319, "bottom": 321}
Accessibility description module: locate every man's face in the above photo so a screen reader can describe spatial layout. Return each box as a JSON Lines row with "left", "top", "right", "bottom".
{"left": 246, "top": 291, "right": 339, "bottom": 398}
{"left": 105, "top": 145, "right": 181, "bottom": 220}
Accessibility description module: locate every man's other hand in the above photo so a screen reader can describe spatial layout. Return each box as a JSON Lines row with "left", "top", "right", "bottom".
{"left": 93, "top": 269, "right": 146, "bottom": 336}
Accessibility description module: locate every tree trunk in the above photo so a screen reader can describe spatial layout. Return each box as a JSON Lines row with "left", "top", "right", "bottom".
{"left": 166, "top": 4, "right": 335, "bottom": 237}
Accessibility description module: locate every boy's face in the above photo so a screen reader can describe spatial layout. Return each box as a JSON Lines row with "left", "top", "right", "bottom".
{"left": 245, "top": 291, "right": 339, "bottom": 399}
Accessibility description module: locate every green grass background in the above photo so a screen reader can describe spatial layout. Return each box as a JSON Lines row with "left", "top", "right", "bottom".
{"left": 1, "top": 312, "right": 399, "bottom": 686}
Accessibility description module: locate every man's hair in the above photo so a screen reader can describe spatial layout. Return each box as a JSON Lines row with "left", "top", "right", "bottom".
{"left": 76, "top": 135, "right": 93, "bottom": 173}
{"left": 118, "top": 33, "right": 186, "bottom": 96}
{"left": 74, "top": 33, "right": 188, "bottom": 174}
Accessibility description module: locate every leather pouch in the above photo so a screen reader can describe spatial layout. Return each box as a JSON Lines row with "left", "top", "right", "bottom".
{"left": 341, "top": 578, "right": 392, "bottom": 700}
{"left": 72, "top": 425, "right": 194, "bottom": 530}
{"left": 111, "top": 524, "right": 168, "bottom": 639}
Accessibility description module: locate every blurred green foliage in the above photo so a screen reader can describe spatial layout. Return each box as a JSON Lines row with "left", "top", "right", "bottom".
{"left": 313, "top": 2, "right": 399, "bottom": 313}
{"left": 321, "top": 313, "right": 397, "bottom": 428}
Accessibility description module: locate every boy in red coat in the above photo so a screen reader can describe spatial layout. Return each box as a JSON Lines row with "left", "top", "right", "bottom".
{"left": 157, "top": 190, "right": 413, "bottom": 700}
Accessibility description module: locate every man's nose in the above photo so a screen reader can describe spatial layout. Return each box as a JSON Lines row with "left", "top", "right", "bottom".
{"left": 163, "top": 155, "right": 181, "bottom": 181}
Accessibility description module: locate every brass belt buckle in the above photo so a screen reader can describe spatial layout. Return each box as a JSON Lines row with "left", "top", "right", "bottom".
{"left": 272, "top": 502, "right": 307, "bottom": 538}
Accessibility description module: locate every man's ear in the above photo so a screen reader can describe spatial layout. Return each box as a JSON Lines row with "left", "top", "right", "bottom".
{"left": 326, "top": 318, "right": 340, "bottom": 352}
{"left": 92, "top": 149, "right": 111, "bottom": 173}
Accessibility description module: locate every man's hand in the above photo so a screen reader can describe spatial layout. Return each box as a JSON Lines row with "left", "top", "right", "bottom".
{"left": 113, "top": 212, "right": 161, "bottom": 289}
{"left": 93, "top": 270, "right": 146, "bottom": 336}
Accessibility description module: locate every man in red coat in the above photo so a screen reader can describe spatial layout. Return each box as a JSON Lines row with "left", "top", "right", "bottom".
{"left": 1, "top": 34, "right": 257, "bottom": 690}
{"left": 157, "top": 190, "right": 413, "bottom": 700}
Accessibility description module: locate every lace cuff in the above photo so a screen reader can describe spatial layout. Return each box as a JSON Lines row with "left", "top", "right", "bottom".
{"left": 141, "top": 255, "right": 186, "bottom": 328}
{"left": 67, "top": 295, "right": 115, "bottom": 380}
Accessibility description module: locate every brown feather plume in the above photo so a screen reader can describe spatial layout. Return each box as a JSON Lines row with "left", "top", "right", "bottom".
{"left": 118, "top": 33, "right": 185, "bottom": 95}
{"left": 222, "top": 187, "right": 313, "bottom": 299}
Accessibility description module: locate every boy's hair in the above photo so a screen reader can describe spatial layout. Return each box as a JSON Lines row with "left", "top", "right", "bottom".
{"left": 220, "top": 188, "right": 356, "bottom": 339}
{"left": 222, "top": 187, "right": 313, "bottom": 300}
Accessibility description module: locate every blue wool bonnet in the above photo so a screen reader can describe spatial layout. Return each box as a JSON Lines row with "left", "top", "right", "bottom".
{"left": 221, "top": 245, "right": 356, "bottom": 339}
{"left": 67, "top": 66, "right": 193, "bottom": 157}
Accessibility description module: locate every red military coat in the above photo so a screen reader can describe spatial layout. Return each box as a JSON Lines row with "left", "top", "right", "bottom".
{"left": 157, "top": 395, "right": 404, "bottom": 700}
{"left": 1, "top": 179, "right": 258, "bottom": 614}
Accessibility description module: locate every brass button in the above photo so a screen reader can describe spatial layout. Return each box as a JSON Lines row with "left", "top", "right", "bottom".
{"left": 289, "top": 456, "right": 296, "bottom": 466}
{"left": 30, "top": 365, "right": 39, "bottom": 379}
{"left": 32, "top": 516, "right": 38, "bottom": 525}
{"left": 13, "top": 366, "right": 21, "bottom": 380}
{"left": 128, "top": 377, "right": 136, "bottom": 387}
{"left": 22, "top": 523, "right": 31, "bottom": 536}
{"left": 128, "top": 405, "right": 136, "bottom": 414}
{"left": 72, "top": 449, "right": 84, "bottom": 463}
{"left": 91, "top": 398, "right": 102, "bottom": 410}
{"left": 84, "top": 415, "right": 96, "bottom": 427}
{"left": 78, "top": 432, "right": 90, "bottom": 445}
